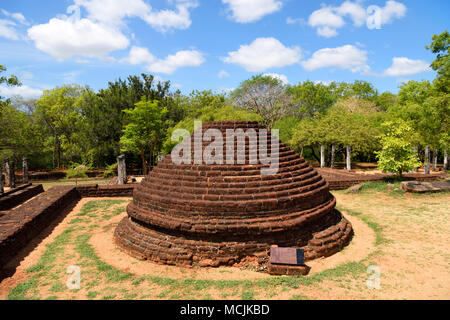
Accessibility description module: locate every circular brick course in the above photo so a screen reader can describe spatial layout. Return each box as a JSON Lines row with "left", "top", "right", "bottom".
{"left": 114, "top": 121, "right": 353, "bottom": 267}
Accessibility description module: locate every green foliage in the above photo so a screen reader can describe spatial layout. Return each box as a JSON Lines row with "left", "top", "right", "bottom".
{"left": 120, "top": 99, "right": 168, "bottom": 174}
{"left": 0, "top": 65, "right": 21, "bottom": 101}
{"left": 231, "top": 74, "right": 294, "bottom": 129}
{"left": 291, "top": 97, "right": 382, "bottom": 154}
{"left": 162, "top": 105, "right": 261, "bottom": 154}
{"left": 288, "top": 80, "right": 337, "bottom": 118}
{"left": 102, "top": 162, "right": 118, "bottom": 178}
{"left": 426, "top": 30, "right": 449, "bottom": 93}
{"left": 376, "top": 120, "right": 422, "bottom": 176}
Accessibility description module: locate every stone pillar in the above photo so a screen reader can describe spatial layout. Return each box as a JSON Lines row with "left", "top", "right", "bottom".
{"left": 4, "top": 159, "right": 10, "bottom": 187}
{"left": 444, "top": 150, "right": 448, "bottom": 171}
{"left": 22, "top": 157, "right": 29, "bottom": 184}
{"left": 330, "top": 145, "right": 336, "bottom": 169}
{"left": 9, "top": 161, "right": 15, "bottom": 189}
{"left": 425, "top": 146, "right": 430, "bottom": 175}
{"left": 346, "top": 145, "right": 351, "bottom": 171}
{"left": 320, "top": 145, "right": 325, "bottom": 168}
{"left": 117, "top": 154, "right": 126, "bottom": 185}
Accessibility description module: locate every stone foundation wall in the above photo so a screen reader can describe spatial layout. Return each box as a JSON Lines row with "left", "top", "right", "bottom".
{"left": 0, "top": 186, "right": 80, "bottom": 269}
{"left": 0, "top": 184, "right": 44, "bottom": 211}
{"left": 0, "top": 184, "right": 138, "bottom": 270}
{"left": 76, "top": 184, "right": 137, "bottom": 197}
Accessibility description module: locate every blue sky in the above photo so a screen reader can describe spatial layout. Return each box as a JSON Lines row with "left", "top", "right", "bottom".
{"left": 0, "top": 0, "right": 448, "bottom": 98}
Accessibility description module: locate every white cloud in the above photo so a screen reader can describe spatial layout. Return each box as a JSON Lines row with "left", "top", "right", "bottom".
{"left": 301, "top": 45, "right": 369, "bottom": 73}
{"left": 222, "top": 37, "right": 301, "bottom": 72}
{"left": 317, "top": 26, "right": 339, "bottom": 38}
{"left": 2, "top": 9, "right": 28, "bottom": 25}
{"left": 0, "top": 19, "right": 19, "bottom": 40}
{"left": 382, "top": 57, "right": 431, "bottom": 77}
{"left": 27, "top": 0, "right": 198, "bottom": 60}
{"left": 0, "top": 85, "right": 43, "bottom": 98}
{"left": 28, "top": 11, "right": 129, "bottom": 60}
{"left": 218, "top": 70, "right": 230, "bottom": 78}
{"left": 336, "top": 1, "right": 366, "bottom": 27}
{"left": 307, "top": 1, "right": 406, "bottom": 38}
{"left": 123, "top": 46, "right": 156, "bottom": 65}
{"left": 379, "top": 0, "right": 407, "bottom": 24}
{"left": 148, "top": 50, "right": 205, "bottom": 74}
{"left": 309, "top": 6, "right": 345, "bottom": 29}
{"left": 222, "top": 0, "right": 282, "bottom": 23}
{"left": 123, "top": 46, "right": 205, "bottom": 74}
{"left": 263, "top": 73, "right": 289, "bottom": 85}
{"left": 286, "top": 17, "right": 304, "bottom": 25}
{"left": 314, "top": 80, "right": 333, "bottom": 86}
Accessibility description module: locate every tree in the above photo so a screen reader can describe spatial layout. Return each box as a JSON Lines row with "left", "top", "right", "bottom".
{"left": 331, "top": 80, "right": 379, "bottom": 100}
{"left": 288, "top": 80, "right": 337, "bottom": 119}
{"left": 426, "top": 30, "right": 449, "bottom": 93}
{"left": 34, "top": 85, "right": 85, "bottom": 168}
{"left": 376, "top": 120, "right": 422, "bottom": 176}
{"left": 231, "top": 74, "right": 295, "bottom": 129}
{"left": 291, "top": 97, "right": 381, "bottom": 169}
{"left": 120, "top": 99, "right": 168, "bottom": 174}
{"left": 0, "top": 65, "right": 20, "bottom": 101}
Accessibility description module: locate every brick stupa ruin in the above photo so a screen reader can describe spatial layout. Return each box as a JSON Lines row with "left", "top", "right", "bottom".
{"left": 114, "top": 121, "right": 353, "bottom": 268}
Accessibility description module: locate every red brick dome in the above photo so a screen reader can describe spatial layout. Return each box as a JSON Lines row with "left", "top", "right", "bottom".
{"left": 114, "top": 121, "right": 353, "bottom": 267}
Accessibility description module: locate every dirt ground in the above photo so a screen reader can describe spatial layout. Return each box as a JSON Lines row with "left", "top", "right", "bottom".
{"left": 0, "top": 185, "right": 449, "bottom": 300}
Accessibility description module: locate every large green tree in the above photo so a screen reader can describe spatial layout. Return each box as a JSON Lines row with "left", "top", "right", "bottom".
{"left": 120, "top": 99, "right": 168, "bottom": 175}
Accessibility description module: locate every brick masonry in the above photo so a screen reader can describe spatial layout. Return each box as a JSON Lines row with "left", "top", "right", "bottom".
{"left": 0, "top": 186, "right": 80, "bottom": 269}
{"left": 0, "top": 184, "right": 137, "bottom": 270}
{"left": 76, "top": 184, "right": 137, "bottom": 197}
{"left": 0, "top": 184, "right": 44, "bottom": 211}
{"left": 114, "top": 121, "right": 354, "bottom": 268}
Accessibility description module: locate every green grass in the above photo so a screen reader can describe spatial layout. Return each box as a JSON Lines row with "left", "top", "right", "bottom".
{"left": 40, "top": 178, "right": 111, "bottom": 191}
{"left": 9, "top": 191, "right": 427, "bottom": 300}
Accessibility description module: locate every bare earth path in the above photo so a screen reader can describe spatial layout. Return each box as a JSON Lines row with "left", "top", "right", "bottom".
{"left": 0, "top": 185, "right": 449, "bottom": 300}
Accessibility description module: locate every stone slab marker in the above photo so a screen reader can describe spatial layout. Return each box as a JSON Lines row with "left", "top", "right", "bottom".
{"left": 346, "top": 145, "right": 352, "bottom": 171}
{"left": 444, "top": 150, "right": 448, "bottom": 171}
{"left": 22, "top": 157, "right": 29, "bottom": 184}
{"left": 117, "top": 154, "right": 126, "bottom": 185}
{"left": 425, "top": 146, "right": 430, "bottom": 174}
{"left": 330, "top": 145, "right": 336, "bottom": 169}
{"left": 320, "top": 145, "right": 325, "bottom": 168}
{"left": 8, "top": 161, "right": 15, "bottom": 189}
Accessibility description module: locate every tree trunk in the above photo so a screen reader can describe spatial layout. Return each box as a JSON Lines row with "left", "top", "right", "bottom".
{"left": 330, "top": 145, "right": 336, "bottom": 169}
{"left": 432, "top": 149, "right": 438, "bottom": 171}
{"left": 56, "top": 140, "right": 61, "bottom": 169}
{"left": 414, "top": 146, "right": 419, "bottom": 172}
{"left": 424, "top": 146, "right": 430, "bottom": 174}
{"left": 346, "top": 145, "right": 351, "bottom": 171}
{"left": 141, "top": 153, "right": 147, "bottom": 176}
{"left": 0, "top": 163, "right": 4, "bottom": 194}
{"left": 308, "top": 146, "right": 320, "bottom": 163}
{"left": 320, "top": 145, "right": 325, "bottom": 168}
{"left": 444, "top": 149, "right": 448, "bottom": 171}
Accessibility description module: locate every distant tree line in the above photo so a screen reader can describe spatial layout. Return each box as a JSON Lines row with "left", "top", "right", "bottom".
{"left": 0, "top": 31, "right": 448, "bottom": 176}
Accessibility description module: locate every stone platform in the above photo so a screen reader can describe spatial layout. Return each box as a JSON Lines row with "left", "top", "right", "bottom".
{"left": 115, "top": 121, "right": 354, "bottom": 268}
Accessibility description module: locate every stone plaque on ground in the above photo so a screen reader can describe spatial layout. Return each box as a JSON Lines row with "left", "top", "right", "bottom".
{"left": 270, "top": 247, "right": 305, "bottom": 266}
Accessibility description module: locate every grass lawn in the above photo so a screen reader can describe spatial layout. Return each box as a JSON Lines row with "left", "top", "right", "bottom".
{"left": 3, "top": 182, "right": 449, "bottom": 300}
{"left": 37, "top": 178, "right": 112, "bottom": 191}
